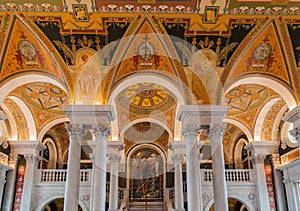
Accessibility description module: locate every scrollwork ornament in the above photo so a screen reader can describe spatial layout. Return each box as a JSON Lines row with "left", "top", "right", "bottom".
{"left": 289, "top": 126, "right": 300, "bottom": 142}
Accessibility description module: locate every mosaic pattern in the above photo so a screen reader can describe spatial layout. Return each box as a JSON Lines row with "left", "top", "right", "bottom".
{"left": 21, "top": 82, "right": 68, "bottom": 114}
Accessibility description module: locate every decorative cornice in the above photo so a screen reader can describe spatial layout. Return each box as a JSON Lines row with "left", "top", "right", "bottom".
{"left": 9, "top": 141, "right": 46, "bottom": 156}
{"left": 245, "top": 141, "right": 279, "bottom": 155}
{"left": 177, "top": 105, "right": 229, "bottom": 126}
{"left": 62, "top": 104, "right": 115, "bottom": 125}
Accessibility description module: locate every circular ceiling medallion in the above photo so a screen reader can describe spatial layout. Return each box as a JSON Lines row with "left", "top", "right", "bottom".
{"left": 22, "top": 82, "right": 68, "bottom": 113}
{"left": 116, "top": 83, "right": 176, "bottom": 115}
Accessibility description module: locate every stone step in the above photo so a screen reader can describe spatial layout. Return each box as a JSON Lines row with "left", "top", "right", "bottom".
{"left": 129, "top": 202, "right": 164, "bottom": 211}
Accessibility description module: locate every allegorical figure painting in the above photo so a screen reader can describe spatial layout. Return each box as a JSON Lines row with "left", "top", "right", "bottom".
{"left": 129, "top": 147, "right": 163, "bottom": 202}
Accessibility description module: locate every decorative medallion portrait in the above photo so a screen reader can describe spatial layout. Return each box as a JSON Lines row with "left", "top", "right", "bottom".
{"left": 253, "top": 43, "right": 272, "bottom": 62}
{"left": 17, "top": 40, "right": 37, "bottom": 60}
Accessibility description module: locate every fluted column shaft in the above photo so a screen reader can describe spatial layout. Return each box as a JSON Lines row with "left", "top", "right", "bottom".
{"left": 250, "top": 154, "right": 270, "bottom": 211}
{"left": 183, "top": 128, "right": 201, "bottom": 211}
{"left": 20, "top": 154, "right": 40, "bottom": 211}
{"left": 92, "top": 125, "right": 111, "bottom": 211}
{"left": 108, "top": 154, "right": 121, "bottom": 211}
{"left": 208, "top": 124, "right": 228, "bottom": 211}
{"left": 64, "top": 124, "right": 86, "bottom": 211}
{"left": 172, "top": 154, "right": 185, "bottom": 211}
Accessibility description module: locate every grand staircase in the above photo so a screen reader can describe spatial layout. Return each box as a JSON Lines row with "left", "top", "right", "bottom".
{"left": 128, "top": 202, "right": 165, "bottom": 211}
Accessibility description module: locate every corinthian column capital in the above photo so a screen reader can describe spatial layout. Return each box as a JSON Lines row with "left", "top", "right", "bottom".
{"left": 23, "top": 154, "right": 40, "bottom": 167}
{"left": 93, "top": 123, "right": 111, "bottom": 140}
{"left": 208, "top": 123, "right": 226, "bottom": 140}
{"left": 250, "top": 154, "right": 266, "bottom": 165}
{"left": 182, "top": 126, "right": 200, "bottom": 141}
{"left": 65, "top": 123, "right": 88, "bottom": 141}
{"left": 108, "top": 154, "right": 121, "bottom": 165}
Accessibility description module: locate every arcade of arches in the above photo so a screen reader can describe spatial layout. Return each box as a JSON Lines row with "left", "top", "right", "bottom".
{"left": 0, "top": 0, "right": 300, "bottom": 210}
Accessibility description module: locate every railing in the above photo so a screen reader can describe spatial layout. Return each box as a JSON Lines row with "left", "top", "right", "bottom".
{"left": 201, "top": 169, "right": 252, "bottom": 182}
{"left": 38, "top": 169, "right": 92, "bottom": 183}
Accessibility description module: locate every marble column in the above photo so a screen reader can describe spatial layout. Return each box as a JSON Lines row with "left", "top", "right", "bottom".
{"left": 270, "top": 154, "right": 287, "bottom": 211}
{"left": 92, "top": 124, "right": 111, "bottom": 211}
{"left": 182, "top": 127, "right": 201, "bottom": 211}
{"left": 245, "top": 141, "right": 279, "bottom": 211}
{"left": 20, "top": 154, "right": 40, "bottom": 211}
{"left": 249, "top": 154, "right": 270, "bottom": 211}
{"left": 63, "top": 123, "right": 87, "bottom": 211}
{"left": 208, "top": 123, "right": 228, "bottom": 211}
{"left": 108, "top": 153, "right": 121, "bottom": 211}
{"left": 0, "top": 164, "right": 10, "bottom": 209}
{"left": 2, "top": 155, "right": 18, "bottom": 211}
{"left": 172, "top": 154, "right": 185, "bottom": 211}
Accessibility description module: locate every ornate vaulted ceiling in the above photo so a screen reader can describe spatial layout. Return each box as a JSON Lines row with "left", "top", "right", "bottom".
{"left": 0, "top": 0, "right": 300, "bottom": 163}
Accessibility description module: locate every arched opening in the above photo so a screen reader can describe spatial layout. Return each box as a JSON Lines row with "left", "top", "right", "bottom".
{"left": 41, "top": 198, "right": 83, "bottom": 211}
{"left": 234, "top": 138, "right": 250, "bottom": 169}
{"left": 125, "top": 127, "right": 167, "bottom": 204}
{"left": 209, "top": 198, "right": 249, "bottom": 211}
{"left": 40, "top": 137, "right": 58, "bottom": 169}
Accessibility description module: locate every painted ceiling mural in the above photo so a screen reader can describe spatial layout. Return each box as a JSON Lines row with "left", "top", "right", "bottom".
{"left": 0, "top": 0, "right": 299, "bottom": 160}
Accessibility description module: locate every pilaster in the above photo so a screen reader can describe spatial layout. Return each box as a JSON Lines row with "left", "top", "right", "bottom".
{"left": 9, "top": 141, "right": 46, "bottom": 211}
{"left": 245, "top": 141, "right": 279, "bottom": 211}
{"left": 269, "top": 154, "right": 287, "bottom": 211}
{"left": 108, "top": 153, "right": 121, "bottom": 211}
